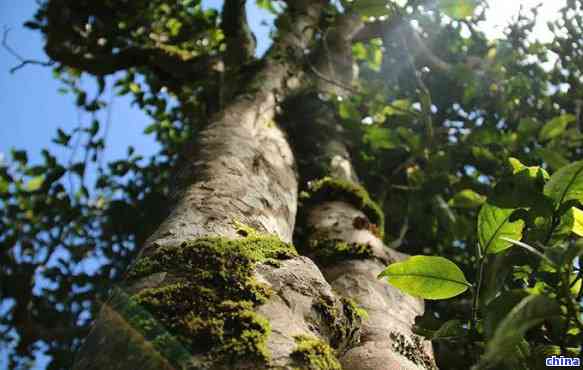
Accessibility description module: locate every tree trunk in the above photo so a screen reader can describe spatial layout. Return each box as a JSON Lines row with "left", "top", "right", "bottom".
{"left": 283, "top": 94, "right": 436, "bottom": 369}
{"left": 72, "top": 2, "right": 436, "bottom": 369}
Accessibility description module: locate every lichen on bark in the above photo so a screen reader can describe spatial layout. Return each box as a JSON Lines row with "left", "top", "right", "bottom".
{"left": 389, "top": 331, "right": 438, "bottom": 370}
{"left": 313, "top": 295, "right": 365, "bottom": 351}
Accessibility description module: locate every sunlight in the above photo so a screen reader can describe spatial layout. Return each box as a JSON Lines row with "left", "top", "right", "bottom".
{"left": 481, "top": 0, "right": 565, "bottom": 41}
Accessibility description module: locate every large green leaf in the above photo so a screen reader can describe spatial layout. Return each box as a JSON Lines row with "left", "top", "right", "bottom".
{"left": 544, "top": 160, "right": 583, "bottom": 208}
{"left": 535, "top": 148, "right": 569, "bottom": 171}
{"left": 440, "top": 0, "right": 478, "bottom": 19}
{"left": 480, "top": 295, "right": 560, "bottom": 367}
{"left": 550, "top": 206, "right": 583, "bottom": 241}
{"left": 478, "top": 203, "right": 525, "bottom": 254}
{"left": 538, "top": 114, "right": 575, "bottom": 142}
{"left": 484, "top": 290, "right": 530, "bottom": 338}
{"left": 378, "top": 256, "right": 471, "bottom": 300}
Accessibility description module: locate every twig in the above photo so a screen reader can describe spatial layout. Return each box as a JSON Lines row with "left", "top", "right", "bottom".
{"left": 2, "top": 27, "right": 54, "bottom": 73}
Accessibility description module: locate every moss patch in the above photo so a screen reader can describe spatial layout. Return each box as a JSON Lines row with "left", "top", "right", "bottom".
{"left": 291, "top": 335, "right": 342, "bottom": 370}
{"left": 308, "top": 238, "right": 374, "bottom": 266}
{"left": 314, "top": 296, "right": 364, "bottom": 351}
{"left": 118, "top": 235, "right": 298, "bottom": 368}
{"left": 306, "top": 177, "right": 384, "bottom": 238}
{"left": 389, "top": 331, "right": 437, "bottom": 370}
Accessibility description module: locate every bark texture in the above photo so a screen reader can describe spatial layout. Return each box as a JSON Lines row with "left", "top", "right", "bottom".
{"left": 71, "top": 2, "right": 436, "bottom": 369}
{"left": 283, "top": 94, "right": 436, "bottom": 369}
{"left": 73, "top": 2, "right": 364, "bottom": 369}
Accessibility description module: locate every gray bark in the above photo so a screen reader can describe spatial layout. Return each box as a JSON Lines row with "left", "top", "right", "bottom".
{"left": 283, "top": 95, "right": 437, "bottom": 369}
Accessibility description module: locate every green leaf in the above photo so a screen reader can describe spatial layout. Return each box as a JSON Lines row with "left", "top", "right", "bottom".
{"left": 143, "top": 124, "right": 157, "bottom": 134}
{"left": 544, "top": 160, "right": 583, "bottom": 208}
{"left": 448, "top": 189, "right": 485, "bottom": 208}
{"left": 256, "top": 0, "right": 277, "bottom": 14}
{"left": 517, "top": 117, "right": 541, "bottom": 138}
{"left": 478, "top": 203, "right": 525, "bottom": 254}
{"left": 440, "top": 0, "right": 478, "bottom": 19}
{"left": 338, "top": 101, "right": 360, "bottom": 121}
{"left": 70, "top": 162, "right": 86, "bottom": 177}
{"left": 378, "top": 256, "right": 471, "bottom": 300}
{"left": 471, "top": 146, "right": 498, "bottom": 169}
{"left": 383, "top": 99, "right": 412, "bottom": 116}
{"left": 53, "top": 128, "right": 71, "bottom": 146}
{"left": 481, "top": 295, "right": 561, "bottom": 367}
{"left": 89, "top": 119, "right": 100, "bottom": 136}
{"left": 369, "top": 45, "right": 383, "bottom": 72}
{"left": 535, "top": 148, "right": 569, "bottom": 171}
{"left": 166, "top": 18, "right": 182, "bottom": 36}
{"left": 538, "top": 114, "right": 576, "bottom": 142}
{"left": 364, "top": 127, "right": 399, "bottom": 150}
{"left": 26, "top": 175, "right": 45, "bottom": 192}
{"left": 129, "top": 83, "right": 141, "bottom": 94}
{"left": 569, "top": 207, "right": 583, "bottom": 236}
{"left": 352, "top": 0, "right": 392, "bottom": 17}
{"left": 352, "top": 42, "right": 367, "bottom": 60}
{"left": 507, "top": 157, "right": 550, "bottom": 181}
{"left": 0, "top": 178, "right": 9, "bottom": 194}
{"left": 11, "top": 149, "right": 28, "bottom": 165}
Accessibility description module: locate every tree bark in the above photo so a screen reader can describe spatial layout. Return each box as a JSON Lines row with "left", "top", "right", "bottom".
{"left": 73, "top": 2, "right": 363, "bottom": 369}
{"left": 282, "top": 93, "right": 436, "bottom": 370}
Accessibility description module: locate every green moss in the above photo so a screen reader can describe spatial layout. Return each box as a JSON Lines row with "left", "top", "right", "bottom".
{"left": 127, "top": 235, "right": 297, "bottom": 280}
{"left": 307, "top": 177, "right": 384, "bottom": 238}
{"left": 314, "top": 296, "right": 363, "bottom": 350}
{"left": 119, "top": 235, "right": 298, "bottom": 368}
{"left": 291, "top": 335, "right": 342, "bottom": 370}
{"left": 342, "top": 297, "right": 368, "bottom": 322}
{"left": 308, "top": 238, "right": 374, "bottom": 266}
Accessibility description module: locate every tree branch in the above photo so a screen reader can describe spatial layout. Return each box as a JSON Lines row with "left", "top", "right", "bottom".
{"left": 221, "top": 0, "right": 256, "bottom": 68}
{"left": 2, "top": 27, "right": 54, "bottom": 73}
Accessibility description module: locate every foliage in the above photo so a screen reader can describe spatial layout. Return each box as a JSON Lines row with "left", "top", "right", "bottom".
{"left": 2, "top": 0, "right": 583, "bottom": 369}
{"left": 381, "top": 158, "right": 583, "bottom": 368}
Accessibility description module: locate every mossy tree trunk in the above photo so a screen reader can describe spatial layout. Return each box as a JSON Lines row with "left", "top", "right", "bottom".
{"left": 283, "top": 95, "right": 436, "bottom": 369}
{"left": 66, "top": 1, "right": 436, "bottom": 369}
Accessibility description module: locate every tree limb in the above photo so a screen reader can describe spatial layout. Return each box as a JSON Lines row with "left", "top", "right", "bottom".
{"left": 2, "top": 27, "right": 54, "bottom": 73}
{"left": 221, "top": 0, "right": 256, "bottom": 68}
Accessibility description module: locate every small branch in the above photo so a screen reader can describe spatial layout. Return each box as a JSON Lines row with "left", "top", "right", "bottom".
{"left": 2, "top": 27, "right": 54, "bottom": 73}
{"left": 471, "top": 244, "right": 485, "bottom": 334}
{"left": 221, "top": 0, "right": 256, "bottom": 67}
{"left": 499, "top": 237, "right": 556, "bottom": 267}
